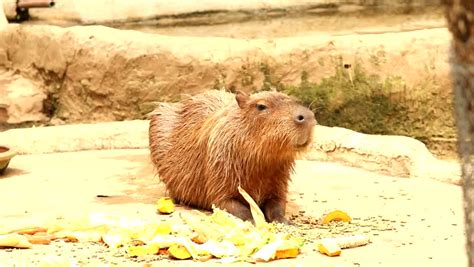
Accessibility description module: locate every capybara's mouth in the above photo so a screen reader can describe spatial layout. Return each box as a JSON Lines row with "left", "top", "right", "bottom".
{"left": 294, "top": 128, "right": 314, "bottom": 149}
{"left": 295, "top": 138, "right": 311, "bottom": 149}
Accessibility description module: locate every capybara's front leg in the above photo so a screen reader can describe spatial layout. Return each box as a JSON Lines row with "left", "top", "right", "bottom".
{"left": 217, "top": 198, "right": 253, "bottom": 222}
{"left": 262, "top": 197, "right": 291, "bottom": 224}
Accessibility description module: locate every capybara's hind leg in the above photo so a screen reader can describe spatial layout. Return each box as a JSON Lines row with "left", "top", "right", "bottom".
{"left": 217, "top": 199, "right": 253, "bottom": 222}
{"left": 262, "top": 198, "right": 291, "bottom": 224}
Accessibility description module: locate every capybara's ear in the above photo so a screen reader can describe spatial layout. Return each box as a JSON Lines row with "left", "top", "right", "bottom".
{"left": 235, "top": 90, "right": 250, "bottom": 109}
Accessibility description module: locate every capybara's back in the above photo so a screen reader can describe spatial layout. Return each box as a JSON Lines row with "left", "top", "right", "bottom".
{"left": 149, "top": 89, "right": 316, "bottom": 223}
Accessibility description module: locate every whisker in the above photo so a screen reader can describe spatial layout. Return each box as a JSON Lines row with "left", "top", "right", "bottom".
{"left": 307, "top": 99, "right": 317, "bottom": 110}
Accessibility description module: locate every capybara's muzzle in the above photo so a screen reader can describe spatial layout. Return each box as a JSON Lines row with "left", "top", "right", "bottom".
{"left": 293, "top": 107, "right": 316, "bottom": 148}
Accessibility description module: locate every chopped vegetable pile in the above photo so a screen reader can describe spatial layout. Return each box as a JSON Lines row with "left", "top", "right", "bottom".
{"left": 0, "top": 187, "right": 370, "bottom": 265}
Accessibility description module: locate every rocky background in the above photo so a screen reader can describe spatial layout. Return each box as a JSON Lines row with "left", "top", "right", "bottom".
{"left": 0, "top": 0, "right": 454, "bottom": 157}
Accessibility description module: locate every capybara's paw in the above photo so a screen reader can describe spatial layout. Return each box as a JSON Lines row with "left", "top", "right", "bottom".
{"left": 270, "top": 216, "right": 294, "bottom": 225}
{"left": 218, "top": 199, "right": 253, "bottom": 222}
{"left": 232, "top": 209, "right": 254, "bottom": 222}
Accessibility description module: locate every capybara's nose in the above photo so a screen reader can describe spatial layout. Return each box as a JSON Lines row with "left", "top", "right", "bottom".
{"left": 294, "top": 109, "right": 316, "bottom": 125}
{"left": 294, "top": 114, "right": 306, "bottom": 124}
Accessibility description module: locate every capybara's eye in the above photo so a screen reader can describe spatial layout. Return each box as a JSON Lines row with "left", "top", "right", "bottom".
{"left": 256, "top": 104, "right": 268, "bottom": 111}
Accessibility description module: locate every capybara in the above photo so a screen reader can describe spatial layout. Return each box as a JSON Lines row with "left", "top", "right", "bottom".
{"left": 148, "top": 90, "right": 316, "bottom": 223}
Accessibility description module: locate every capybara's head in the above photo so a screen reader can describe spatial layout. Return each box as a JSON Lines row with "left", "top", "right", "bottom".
{"left": 235, "top": 90, "right": 317, "bottom": 153}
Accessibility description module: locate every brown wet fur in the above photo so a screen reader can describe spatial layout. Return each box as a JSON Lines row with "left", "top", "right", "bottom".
{"left": 148, "top": 90, "right": 316, "bottom": 223}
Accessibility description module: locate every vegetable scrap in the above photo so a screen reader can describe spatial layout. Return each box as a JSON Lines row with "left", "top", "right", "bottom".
{"left": 317, "top": 234, "right": 370, "bottom": 257}
{"left": 168, "top": 244, "right": 192, "bottom": 260}
{"left": 156, "top": 197, "right": 175, "bottom": 214}
{"left": 321, "top": 210, "right": 352, "bottom": 225}
{"left": 318, "top": 238, "right": 341, "bottom": 257}
{"left": 0, "top": 192, "right": 370, "bottom": 264}
{"left": 0, "top": 233, "right": 32, "bottom": 249}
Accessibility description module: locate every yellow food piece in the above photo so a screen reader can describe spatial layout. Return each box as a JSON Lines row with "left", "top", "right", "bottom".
{"left": 156, "top": 222, "right": 172, "bottom": 235}
{"left": 180, "top": 212, "right": 224, "bottom": 242}
{"left": 15, "top": 227, "right": 47, "bottom": 235}
{"left": 275, "top": 238, "right": 301, "bottom": 259}
{"left": 156, "top": 197, "right": 175, "bottom": 214}
{"left": 46, "top": 225, "right": 64, "bottom": 235}
{"left": 59, "top": 236, "right": 79, "bottom": 243}
{"left": 168, "top": 244, "right": 192, "bottom": 260}
{"left": 237, "top": 186, "right": 267, "bottom": 229}
{"left": 211, "top": 207, "right": 244, "bottom": 227}
{"left": 128, "top": 243, "right": 159, "bottom": 257}
{"left": 191, "top": 233, "right": 207, "bottom": 244}
{"left": 149, "top": 234, "right": 210, "bottom": 260}
{"left": 199, "top": 240, "right": 239, "bottom": 259}
{"left": 225, "top": 228, "right": 247, "bottom": 246}
{"left": 27, "top": 235, "right": 51, "bottom": 245}
{"left": 0, "top": 233, "right": 32, "bottom": 248}
{"left": 275, "top": 248, "right": 299, "bottom": 259}
{"left": 321, "top": 210, "right": 352, "bottom": 225}
{"left": 138, "top": 223, "right": 172, "bottom": 241}
{"left": 149, "top": 234, "right": 180, "bottom": 249}
{"left": 317, "top": 239, "right": 341, "bottom": 257}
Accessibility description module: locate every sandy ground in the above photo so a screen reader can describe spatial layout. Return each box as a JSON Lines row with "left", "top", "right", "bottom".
{"left": 0, "top": 149, "right": 467, "bottom": 266}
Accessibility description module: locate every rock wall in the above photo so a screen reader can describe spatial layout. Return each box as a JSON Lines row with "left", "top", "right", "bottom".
{"left": 0, "top": 24, "right": 451, "bottom": 125}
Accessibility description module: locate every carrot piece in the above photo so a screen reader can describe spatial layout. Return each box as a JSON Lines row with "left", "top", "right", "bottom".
{"left": 275, "top": 248, "right": 299, "bottom": 259}
{"left": 27, "top": 235, "right": 51, "bottom": 245}
{"left": 321, "top": 210, "right": 352, "bottom": 224}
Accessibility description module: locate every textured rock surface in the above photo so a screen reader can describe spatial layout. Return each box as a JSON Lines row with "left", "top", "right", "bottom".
{"left": 304, "top": 126, "right": 462, "bottom": 185}
{"left": 0, "top": 71, "right": 47, "bottom": 123}
{"left": 0, "top": 24, "right": 451, "bottom": 124}
{"left": 0, "top": 120, "right": 461, "bottom": 185}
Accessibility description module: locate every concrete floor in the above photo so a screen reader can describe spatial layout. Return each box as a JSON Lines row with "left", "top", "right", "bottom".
{"left": 0, "top": 149, "right": 467, "bottom": 266}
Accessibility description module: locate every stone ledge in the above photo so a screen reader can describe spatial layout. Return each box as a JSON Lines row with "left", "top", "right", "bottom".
{"left": 0, "top": 120, "right": 461, "bottom": 185}
{"left": 303, "top": 126, "right": 462, "bottom": 185}
{"left": 0, "top": 120, "right": 149, "bottom": 154}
